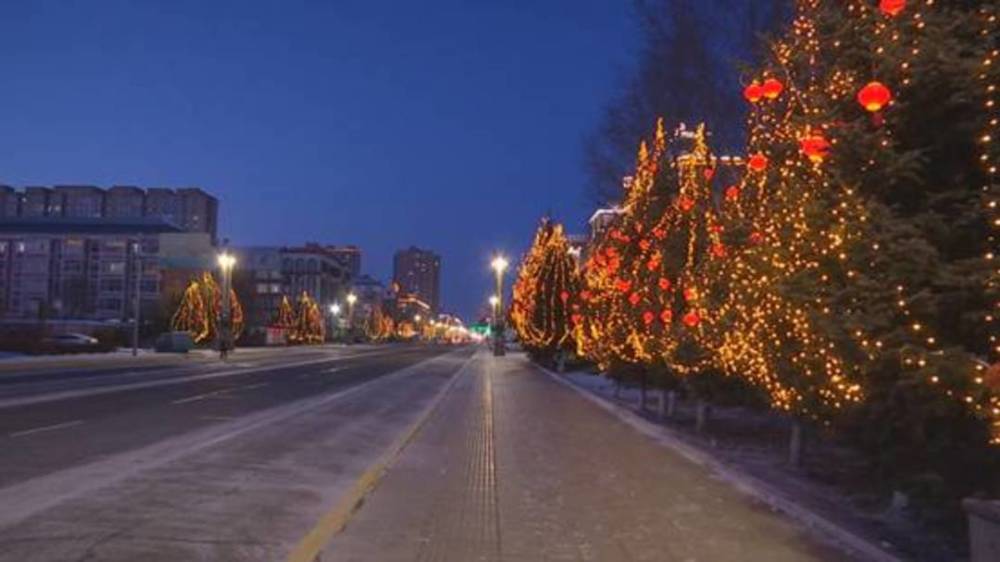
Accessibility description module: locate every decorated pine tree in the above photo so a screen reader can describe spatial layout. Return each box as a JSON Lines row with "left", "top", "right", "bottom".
{"left": 172, "top": 272, "right": 244, "bottom": 344}
{"left": 579, "top": 119, "right": 673, "bottom": 371}
{"left": 511, "top": 218, "right": 581, "bottom": 358}
{"left": 718, "top": 0, "right": 1000, "bottom": 492}
{"left": 171, "top": 278, "right": 210, "bottom": 343}
{"left": 273, "top": 295, "right": 295, "bottom": 331}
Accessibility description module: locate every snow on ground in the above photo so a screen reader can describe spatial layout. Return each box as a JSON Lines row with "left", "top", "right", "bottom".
{"left": 560, "top": 369, "right": 965, "bottom": 562}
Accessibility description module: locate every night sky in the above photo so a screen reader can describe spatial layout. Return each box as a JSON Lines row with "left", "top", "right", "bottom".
{"left": 0, "top": 0, "right": 634, "bottom": 320}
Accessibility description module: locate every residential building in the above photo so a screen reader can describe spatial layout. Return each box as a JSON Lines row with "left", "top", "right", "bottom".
{"left": 0, "top": 217, "right": 182, "bottom": 321}
{"left": 326, "top": 245, "right": 362, "bottom": 279}
{"left": 0, "top": 186, "right": 18, "bottom": 217}
{"left": 105, "top": 186, "right": 145, "bottom": 219}
{"left": 233, "top": 243, "right": 355, "bottom": 337}
{"left": 393, "top": 246, "right": 441, "bottom": 314}
{"left": 0, "top": 184, "right": 222, "bottom": 328}
{"left": 54, "top": 185, "right": 105, "bottom": 218}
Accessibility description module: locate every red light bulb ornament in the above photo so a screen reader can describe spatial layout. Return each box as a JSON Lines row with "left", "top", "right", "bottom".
{"left": 879, "top": 0, "right": 906, "bottom": 17}
{"left": 748, "top": 153, "right": 768, "bottom": 172}
{"left": 725, "top": 185, "right": 740, "bottom": 202}
{"left": 743, "top": 81, "right": 764, "bottom": 103}
{"left": 857, "top": 81, "right": 892, "bottom": 113}
{"left": 799, "top": 133, "right": 831, "bottom": 163}
{"left": 683, "top": 311, "right": 701, "bottom": 328}
{"left": 761, "top": 78, "right": 784, "bottom": 100}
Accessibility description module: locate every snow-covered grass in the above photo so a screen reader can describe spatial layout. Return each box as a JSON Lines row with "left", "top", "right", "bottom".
{"left": 558, "top": 369, "right": 966, "bottom": 562}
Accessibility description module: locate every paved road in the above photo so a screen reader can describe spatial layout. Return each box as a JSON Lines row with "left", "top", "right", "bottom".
{"left": 327, "top": 352, "right": 847, "bottom": 562}
{"left": 0, "top": 344, "right": 474, "bottom": 561}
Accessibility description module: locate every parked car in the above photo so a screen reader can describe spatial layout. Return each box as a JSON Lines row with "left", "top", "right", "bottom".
{"left": 43, "top": 333, "right": 100, "bottom": 351}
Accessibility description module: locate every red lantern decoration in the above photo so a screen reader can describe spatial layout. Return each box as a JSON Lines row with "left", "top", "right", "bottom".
{"left": 749, "top": 231, "right": 764, "bottom": 245}
{"left": 744, "top": 81, "right": 764, "bottom": 103}
{"left": 658, "top": 277, "right": 672, "bottom": 291}
{"left": 704, "top": 167, "right": 715, "bottom": 180}
{"left": 711, "top": 243, "right": 727, "bottom": 258}
{"left": 646, "top": 258, "right": 660, "bottom": 272}
{"left": 639, "top": 239, "right": 651, "bottom": 251}
{"left": 660, "top": 309, "right": 673, "bottom": 324}
{"left": 761, "top": 78, "right": 784, "bottom": 100}
{"left": 571, "top": 313, "right": 583, "bottom": 325}
{"left": 629, "top": 292, "right": 641, "bottom": 306}
{"left": 678, "top": 196, "right": 695, "bottom": 212}
{"left": 615, "top": 279, "right": 631, "bottom": 293}
{"left": 799, "top": 133, "right": 831, "bottom": 163}
{"left": 643, "top": 311, "right": 655, "bottom": 325}
{"left": 580, "top": 290, "right": 591, "bottom": 301}
{"left": 857, "top": 81, "right": 892, "bottom": 112}
{"left": 683, "top": 287, "right": 697, "bottom": 302}
{"left": 652, "top": 227, "right": 666, "bottom": 240}
{"left": 879, "top": 0, "right": 906, "bottom": 17}
{"left": 559, "top": 291, "right": 570, "bottom": 303}
{"left": 725, "top": 185, "right": 740, "bottom": 201}
{"left": 748, "top": 153, "right": 768, "bottom": 172}
{"left": 683, "top": 311, "right": 701, "bottom": 327}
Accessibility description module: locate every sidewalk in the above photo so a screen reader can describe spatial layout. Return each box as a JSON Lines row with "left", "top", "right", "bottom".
{"left": 324, "top": 351, "right": 846, "bottom": 561}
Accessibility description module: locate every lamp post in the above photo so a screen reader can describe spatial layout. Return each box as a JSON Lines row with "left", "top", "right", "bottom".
{"left": 490, "top": 255, "right": 508, "bottom": 356}
{"left": 346, "top": 292, "right": 357, "bottom": 344}
{"left": 489, "top": 295, "right": 499, "bottom": 331}
{"left": 131, "top": 240, "right": 142, "bottom": 357}
{"left": 329, "top": 303, "right": 341, "bottom": 342}
{"left": 217, "top": 252, "right": 237, "bottom": 360}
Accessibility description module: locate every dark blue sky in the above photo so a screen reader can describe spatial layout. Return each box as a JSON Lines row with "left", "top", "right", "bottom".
{"left": 0, "top": 0, "right": 634, "bottom": 320}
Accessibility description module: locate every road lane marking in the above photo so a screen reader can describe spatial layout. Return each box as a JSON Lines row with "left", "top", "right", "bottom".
{"left": 0, "top": 349, "right": 470, "bottom": 531}
{"left": 238, "top": 383, "right": 269, "bottom": 391}
{"left": 285, "top": 351, "right": 477, "bottom": 562}
{"left": 9, "top": 420, "right": 84, "bottom": 438}
{"left": 0, "top": 348, "right": 400, "bottom": 409}
{"left": 172, "top": 388, "right": 232, "bottom": 404}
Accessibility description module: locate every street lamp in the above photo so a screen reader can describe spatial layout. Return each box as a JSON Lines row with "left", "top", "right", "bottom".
{"left": 490, "top": 255, "right": 509, "bottom": 356}
{"left": 217, "top": 252, "right": 237, "bottom": 359}
{"left": 329, "top": 303, "right": 341, "bottom": 342}
{"left": 345, "top": 293, "right": 358, "bottom": 343}
{"left": 489, "top": 295, "right": 499, "bottom": 329}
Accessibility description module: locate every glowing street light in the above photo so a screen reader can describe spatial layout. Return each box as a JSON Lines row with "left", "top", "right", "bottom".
{"left": 330, "top": 303, "right": 341, "bottom": 316}
{"left": 490, "top": 255, "right": 509, "bottom": 356}
{"left": 345, "top": 292, "right": 358, "bottom": 334}
{"left": 216, "top": 252, "right": 237, "bottom": 360}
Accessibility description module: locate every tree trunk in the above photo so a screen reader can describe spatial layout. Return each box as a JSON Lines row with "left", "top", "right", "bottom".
{"left": 789, "top": 420, "right": 805, "bottom": 467}
{"left": 695, "top": 400, "right": 710, "bottom": 433}
{"left": 556, "top": 350, "right": 566, "bottom": 373}
{"left": 666, "top": 390, "right": 677, "bottom": 419}
{"left": 614, "top": 379, "right": 622, "bottom": 399}
{"left": 657, "top": 389, "right": 667, "bottom": 419}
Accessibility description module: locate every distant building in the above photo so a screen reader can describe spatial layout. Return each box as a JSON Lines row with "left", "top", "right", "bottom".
{"left": 393, "top": 246, "right": 441, "bottom": 314}
{"left": 588, "top": 207, "right": 624, "bottom": 241}
{"left": 351, "top": 274, "right": 388, "bottom": 323}
{"left": 233, "top": 243, "right": 355, "bottom": 337}
{"left": 0, "top": 185, "right": 218, "bottom": 243}
{"left": 0, "top": 217, "right": 185, "bottom": 321}
{"left": 0, "top": 184, "right": 221, "bottom": 328}
{"left": 326, "top": 245, "right": 362, "bottom": 279}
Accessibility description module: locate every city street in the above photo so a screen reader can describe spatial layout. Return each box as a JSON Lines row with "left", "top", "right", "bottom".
{"left": 0, "top": 344, "right": 470, "bottom": 561}
{"left": 0, "top": 345, "right": 849, "bottom": 561}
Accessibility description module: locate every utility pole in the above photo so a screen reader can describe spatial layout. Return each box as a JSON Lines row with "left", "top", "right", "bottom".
{"left": 132, "top": 240, "right": 141, "bottom": 357}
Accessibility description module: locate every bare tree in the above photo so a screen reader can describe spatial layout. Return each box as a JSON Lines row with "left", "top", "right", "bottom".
{"left": 585, "top": 0, "right": 787, "bottom": 205}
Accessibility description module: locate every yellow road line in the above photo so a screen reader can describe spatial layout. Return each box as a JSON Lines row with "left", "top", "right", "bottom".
{"left": 285, "top": 352, "right": 477, "bottom": 562}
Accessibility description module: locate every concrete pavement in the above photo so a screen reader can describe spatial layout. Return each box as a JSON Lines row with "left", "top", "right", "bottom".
{"left": 325, "top": 351, "right": 847, "bottom": 561}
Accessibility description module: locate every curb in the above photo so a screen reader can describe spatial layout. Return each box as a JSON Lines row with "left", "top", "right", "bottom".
{"left": 285, "top": 349, "right": 478, "bottom": 562}
{"left": 538, "top": 364, "right": 902, "bottom": 562}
